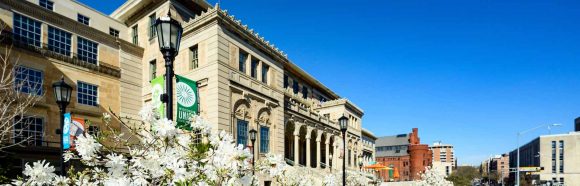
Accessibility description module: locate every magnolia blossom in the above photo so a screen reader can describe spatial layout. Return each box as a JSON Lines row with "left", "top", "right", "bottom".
{"left": 153, "top": 118, "right": 177, "bottom": 137}
{"left": 74, "top": 133, "right": 101, "bottom": 161}
{"left": 21, "top": 160, "right": 56, "bottom": 186}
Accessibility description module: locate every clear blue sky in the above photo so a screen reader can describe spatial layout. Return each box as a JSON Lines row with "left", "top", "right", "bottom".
{"left": 83, "top": 0, "right": 580, "bottom": 165}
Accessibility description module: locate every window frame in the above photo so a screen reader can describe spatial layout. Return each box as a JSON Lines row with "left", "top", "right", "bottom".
{"left": 13, "top": 13, "right": 42, "bottom": 47}
{"left": 236, "top": 119, "right": 248, "bottom": 146}
{"left": 47, "top": 26, "right": 72, "bottom": 56}
{"left": 239, "top": 50, "right": 248, "bottom": 73}
{"left": 189, "top": 45, "right": 199, "bottom": 70}
{"left": 13, "top": 116, "right": 44, "bottom": 146}
{"left": 132, "top": 25, "right": 139, "bottom": 45}
{"left": 259, "top": 126, "right": 270, "bottom": 153}
{"left": 250, "top": 58, "right": 259, "bottom": 78}
{"left": 148, "top": 13, "right": 157, "bottom": 39}
{"left": 109, "top": 28, "right": 119, "bottom": 38}
{"left": 39, "top": 0, "right": 54, "bottom": 11}
{"left": 261, "top": 64, "right": 269, "bottom": 84}
{"left": 14, "top": 66, "right": 43, "bottom": 96}
{"left": 77, "top": 81, "right": 99, "bottom": 106}
{"left": 149, "top": 60, "right": 157, "bottom": 81}
{"left": 77, "top": 36, "right": 99, "bottom": 65}
{"left": 77, "top": 14, "right": 90, "bottom": 25}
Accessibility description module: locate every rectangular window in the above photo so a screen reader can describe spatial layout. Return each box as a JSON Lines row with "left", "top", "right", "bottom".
{"left": 284, "top": 75, "right": 288, "bottom": 88}
{"left": 260, "top": 126, "right": 269, "bottom": 153}
{"left": 13, "top": 116, "right": 43, "bottom": 146}
{"left": 39, "top": 0, "right": 54, "bottom": 10}
{"left": 302, "top": 86, "right": 308, "bottom": 99}
{"left": 552, "top": 141, "right": 557, "bottom": 173}
{"left": 14, "top": 66, "right": 43, "bottom": 95}
{"left": 261, "top": 64, "right": 269, "bottom": 84}
{"left": 48, "top": 26, "right": 72, "bottom": 56}
{"left": 559, "top": 140, "right": 564, "bottom": 173}
{"left": 149, "top": 60, "right": 156, "bottom": 81}
{"left": 236, "top": 120, "right": 248, "bottom": 146}
{"left": 77, "top": 81, "right": 98, "bottom": 106}
{"left": 13, "top": 14, "right": 41, "bottom": 47}
{"left": 77, "top": 14, "right": 90, "bottom": 25}
{"left": 239, "top": 51, "right": 248, "bottom": 73}
{"left": 292, "top": 80, "right": 299, "bottom": 94}
{"left": 148, "top": 14, "right": 156, "bottom": 39}
{"left": 189, "top": 45, "right": 198, "bottom": 69}
{"left": 109, "top": 28, "right": 119, "bottom": 38}
{"left": 251, "top": 58, "right": 259, "bottom": 78}
{"left": 77, "top": 37, "right": 98, "bottom": 64}
{"left": 88, "top": 126, "right": 99, "bottom": 135}
{"left": 132, "top": 25, "right": 138, "bottom": 45}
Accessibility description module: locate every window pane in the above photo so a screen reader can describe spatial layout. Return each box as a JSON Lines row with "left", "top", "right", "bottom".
{"left": 260, "top": 126, "right": 269, "bottom": 153}
{"left": 132, "top": 26, "right": 139, "bottom": 45}
{"left": 149, "top": 14, "right": 156, "bottom": 38}
{"left": 14, "top": 66, "right": 43, "bottom": 95}
{"left": 190, "top": 46, "right": 198, "bottom": 69}
{"left": 251, "top": 58, "right": 258, "bottom": 78}
{"left": 77, "top": 37, "right": 98, "bottom": 64}
{"left": 39, "top": 0, "right": 54, "bottom": 10}
{"left": 77, "top": 14, "right": 90, "bottom": 25}
{"left": 13, "top": 14, "right": 41, "bottom": 47}
{"left": 239, "top": 51, "right": 247, "bottom": 73}
{"left": 48, "top": 26, "right": 72, "bottom": 56}
{"left": 77, "top": 81, "right": 98, "bottom": 106}
{"left": 261, "top": 65, "right": 269, "bottom": 84}
{"left": 237, "top": 120, "right": 248, "bottom": 146}
{"left": 109, "top": 28, "right": 119, "bottom": 38}
{"left": 13, "top": 116, "right": 44, "bottom": 146}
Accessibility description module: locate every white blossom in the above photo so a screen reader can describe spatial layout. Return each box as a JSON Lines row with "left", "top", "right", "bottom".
{"left": 75, "top": 133, "right": 102, "bottom": 161}
{"left": 22, "top": 160, "right": 56, "bottom": 185}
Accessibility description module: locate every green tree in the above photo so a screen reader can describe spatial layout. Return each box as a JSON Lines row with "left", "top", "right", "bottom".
{"left": 446, "top": 166, "right": 482, "bottom": 186}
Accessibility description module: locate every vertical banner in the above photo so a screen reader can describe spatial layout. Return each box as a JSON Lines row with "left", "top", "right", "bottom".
{"left": 69, "top": 118, "right": 85, "bottom": 150}
{"left": 63, "top": 113, "right": 71, "bottom": 150}
{"left": 151, "top": 76, "right": 165, "bottom": 118}
{"left": 175, "top": 75, "right": 199, "bottom": 130}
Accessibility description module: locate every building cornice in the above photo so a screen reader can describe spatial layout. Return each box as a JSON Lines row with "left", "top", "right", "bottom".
{"left": 3, "top": 0, "right": 143, "bottom": 57}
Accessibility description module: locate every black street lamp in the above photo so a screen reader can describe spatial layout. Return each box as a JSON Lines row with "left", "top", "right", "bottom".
{"left": 52, "top": 77, "right": 72, "bottom": 176}
{"left": 154, "top": 12, "right": 183, "bottom": 120}
{"left": 249, "top": 129, "right": 257, "bottom": 174}
{"left": 338, "top": 116, "right": 349, "bottom": 186}
{"left": 359, "top": 161, "right": 363, "bottom": 172}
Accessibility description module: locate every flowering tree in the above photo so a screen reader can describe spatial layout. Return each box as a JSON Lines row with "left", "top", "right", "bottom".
{"left": 414, "top": 167, "right": 454, "bottom": 186}
{"left": 12, "top": 105, "right": 372, "bottom": 186}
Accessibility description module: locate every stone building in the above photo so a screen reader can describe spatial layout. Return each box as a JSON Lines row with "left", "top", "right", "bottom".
{"left": 375, "top": 128, "right": 432, "bottom": 182}
{"left": 0, "top": 0, "right": 142, "bottom": 176}
{"left": 0, "top": 0, "right": 374, "bottom": 183}
{"left": 430, "top": 142, "right": 455, "bottom": 177}
{"left": 489, "top": 154, "right": 509, "bottom": 184}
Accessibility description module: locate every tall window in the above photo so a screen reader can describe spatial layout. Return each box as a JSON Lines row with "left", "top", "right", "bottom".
{"left": 261, "top": 64, "right": 269, "bottom": 84}
{"left": 302, "top": 86, "right": 308, "bottom": 99}
{"left": 284, "top": 75, "right": 288, "bottom": 88}
{"left": 77, "top": 14, "right": 90, "bottom": 25}
{"left": 149, "top": 60, "right": 156, "bottom": 81}
{"left": 148, "top": 14, "right": 156, "bottom": 39}
{"left": 292, "top": 80, "right": 299, "bottom": 94}
{"left": 109, "top": 28, "right": 119, "bottom": 38}
{"left": 77, "top": 37, "right": 98, "bottom": 64}
{"left": 15, "top": 66, "right": 43, "bottom": 95}
{"left": 48, "top": 26, "right": 72, "bottom": 56}
{"left": 39, "top": 0, "right": 54, "bottom": 10}
{"left": 260, "top": 126, "right": 269, "bottom": 153}
{"left": 251, "top": 58, "right": 259, "bottom": 78}
{"left": 236, "top": 120, "right": 248, "bottom": 146}
{"left": 552, "top": 141, "right": 556, "bottom": 173}
{"left": 239, "top": 51, "right": 248, "bottom": 73}
{"left": 13, "top": 14, "right": 41, "bottom": 47}
{"left": 132, "top": 25, "right": 138, "bottom": 45}
{"left": 13, "top": 116, "right": 43, "bottom": 146}
{"left": 78, "top": 81, "right": 98, "bottom": 106}
{"left": 189, "top": 45, "right": 198, "bottom": 69}
{"left": 559, "top": 140, "right": 564, "bottom": 173}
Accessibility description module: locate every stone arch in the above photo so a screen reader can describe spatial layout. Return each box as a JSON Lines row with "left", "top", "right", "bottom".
{"left": 284, "top": 120, "right": 295, "bottom": 162}
{"left": 233, "top": 99, "right": 251, "bottom": 120}
{"left": 320, "top": 132, "right": 327, "bottom": 168}
{"left": 233, "top": 99, "right": 251, "bottom": 146}
{"left": 256, "top": 107, "right": 271, "bottom": 125}
{"left": 298, "top": 124, "right": 308, "bottom": 166}
{"left": 309, "top": 129, "right": 318, "bottom": 168}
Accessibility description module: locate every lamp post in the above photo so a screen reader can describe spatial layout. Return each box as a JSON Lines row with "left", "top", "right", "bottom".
{"left": 154, "top": 13, "right": 183, "bottom": 120}
{"left": 516, "top": 123, "right": 561, "bottom": 186}
{"left": 249, "top": 129, "right": 257, "bottom": 174}
{"left": 52, "top": 77, "right": 72, "bottom": 176}
{"left": 359, "top": 161, "right": 363, "bottom": 172}
{"left": 339, "top": 116, "right": 348, "bottom": 186}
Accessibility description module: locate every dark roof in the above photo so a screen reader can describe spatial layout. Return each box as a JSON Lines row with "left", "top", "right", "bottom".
{"left": 376, "top": 134, "right": 409, "bottom": 146}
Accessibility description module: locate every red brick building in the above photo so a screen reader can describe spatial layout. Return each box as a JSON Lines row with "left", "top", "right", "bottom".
{"left": 375, "top": 128, "right": 432, "bottom": 181}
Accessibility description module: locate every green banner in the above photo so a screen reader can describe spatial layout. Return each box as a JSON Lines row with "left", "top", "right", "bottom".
{"left": 151, "top": 76, "right": 165, "bottom": 118}
{"left": 175, "top": 75, "right": 199, "bottom": 130}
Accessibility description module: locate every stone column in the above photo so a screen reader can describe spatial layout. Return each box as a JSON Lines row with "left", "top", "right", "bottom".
{"left": 293, "top": 129, "right": 300, "bottom": 167}
{"left": 306, "top": 135, "right": 311, "bottom": 168}
{"left": 325, "top": 135, "right": 330, "bottom": 170}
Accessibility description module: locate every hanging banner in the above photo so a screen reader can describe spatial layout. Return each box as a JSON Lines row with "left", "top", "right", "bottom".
{"left": 63, "top": 113, "right": 71, "bottom": 149}
{"left": 69, "top": 118, "right": 85, "bottom": 150}
{"left": 175, "top": 75, "right": 199, "bottom": 130}
{"left": 151, "top": 76, "right": 165, "bottom": 118}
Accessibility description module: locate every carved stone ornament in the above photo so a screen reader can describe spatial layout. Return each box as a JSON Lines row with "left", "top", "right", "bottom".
{"left": 258, "top": 114, "right": 270, "bottom": 125}
{"left": 235, "top": 107, "right": 249, "bottom": 118}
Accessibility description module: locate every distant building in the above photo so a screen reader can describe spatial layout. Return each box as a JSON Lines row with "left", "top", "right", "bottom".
{"left": 375, "top": 128, "right": 432, "bottom": 182}
{"left": 489, "top": 154, "right": 509, "bottom": 184}
{"left": 509, "top": 131, "right": 580, "bottom": 185}
{"left": 430, "top": 142, "right": 455, "bottom": 177}
{"left": 361, "top": 128, "right": 377, "bottom": 167}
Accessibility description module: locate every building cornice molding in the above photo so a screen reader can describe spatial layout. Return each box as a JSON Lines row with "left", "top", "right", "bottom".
{"left": 3, "top": 0, "right": 143, "bottom": 57}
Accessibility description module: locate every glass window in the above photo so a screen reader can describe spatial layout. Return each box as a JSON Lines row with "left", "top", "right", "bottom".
{"left": 88, "top": 126, "right": 99, "bottom": 135}
{"left": 109, "top": 28, "right": 119, "bottom": 38}
{"left": 292, "top": 80, "right": 299, "bottom": 94}
{"left": 302, "top": 86, "right": 308, "bottom": 99}
{"left": 132, "top": 25, "right": 138, "bottom": 45}
{"left": 260, "top": 126, "right": 269, "bottom": 153}
{"left": 236, "top": 120, "right": 248, "bottom": 146}
{"left": 190, "top": 45, "right": 198, "bottom": 69}
{"left": 39, "top": 0, "right": 54, "bottom": 10}
{"left": 239, "top": 51, "right": 248, "bottom": 73}
{"left": 284, "top": 75, "right": 288, "bottom": 88}
{"left": 14, "top": 66, "right": 43, "bottom": 95}
{"left": 148, "top": 14, "right": 156, "bottom": 39}
{"left": 13, "top": 116, "right": 43, "bottom": 146}
{"left": 261, "top": 64, "right": 269, "bottom": 84}
{"left": 77, "top": 81, "right": 98, "bottom": 106}
{"left": 77, "top": 14, "right": 90, "bottom": 25}
{"left": 48, "top": 26, "right": 72, "bottom": 56}
{"left": 149, "top": 60, "right": 156, "bottom": 81}
{"left": 77, "top": 37, "right": 98, "bottom": 64}
{"left": 251, "top": 58, "right": 259, "bottom": 78}
{"left": 13, "top": 14, "right": 41, "bottom": 47}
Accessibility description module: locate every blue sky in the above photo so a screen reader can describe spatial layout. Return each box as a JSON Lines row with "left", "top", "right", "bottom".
{"left": 83, "top": 0, "right": 580, "bottom": 165}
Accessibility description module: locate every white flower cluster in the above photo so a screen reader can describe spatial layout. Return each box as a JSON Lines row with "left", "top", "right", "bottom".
{"left": 13, "top": 105, "right": 374, "bottom": 186}
{"left": 414, "top": 167, "right": 454, "bottom": 186}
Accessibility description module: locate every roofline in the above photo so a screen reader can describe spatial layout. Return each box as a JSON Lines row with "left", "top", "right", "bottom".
{"left": 362, "top": 128, "right": 377, "bottom": 139}
{"left": 70, "top": 0, "right": 126, "bottom": 25}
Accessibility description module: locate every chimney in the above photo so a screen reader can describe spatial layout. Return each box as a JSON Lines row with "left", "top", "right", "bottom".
{"left": 575, "top": 117, "right": 580, "bottom": 132}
